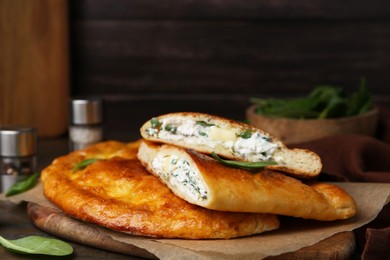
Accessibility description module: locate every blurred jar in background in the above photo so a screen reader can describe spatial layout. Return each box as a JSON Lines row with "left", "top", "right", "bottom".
{"left": 0, "top": 127, "right": 37, "bottom": 193}
{"left": 69, "top": 98, "right": 104, "bottom": 151}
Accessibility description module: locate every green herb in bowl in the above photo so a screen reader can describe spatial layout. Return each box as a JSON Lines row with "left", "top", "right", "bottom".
{"left": 250, "top": 78, "right": 373, "bottom": 119}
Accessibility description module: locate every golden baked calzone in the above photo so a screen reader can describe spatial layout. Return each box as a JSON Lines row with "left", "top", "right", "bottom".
{"left": 137, "top": 140, "right": 357, "bottom": 221}
{"left": 41, "top": 141, "right": 279, "bottom": 239}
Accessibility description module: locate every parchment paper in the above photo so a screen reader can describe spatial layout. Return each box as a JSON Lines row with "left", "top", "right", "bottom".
{"left": 1, "top": 182, "right": 389, "bottom": 260}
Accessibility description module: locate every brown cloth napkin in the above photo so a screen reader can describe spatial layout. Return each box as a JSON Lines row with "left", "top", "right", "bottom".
{"left": 292, "top": 106, "right": 390, "bottom": 260}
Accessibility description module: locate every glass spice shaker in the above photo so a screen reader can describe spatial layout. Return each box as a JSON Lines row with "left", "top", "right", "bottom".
{"left": 69, "top": 97, "right": 104, "bottom": 151}
{"left": 0, "top": 127, "right": 37, "bottom": 193}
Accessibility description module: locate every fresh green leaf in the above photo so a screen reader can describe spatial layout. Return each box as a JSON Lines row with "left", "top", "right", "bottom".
{"left": 196, "top": 121, "right": 215, "bottom": 127}
{"left": 317, "top": 94, "right": 346, "bottom": 119}
{"left": 359, "top": 98, "right": 373, "bottom": 114}
{"left": 251, "top": 96, "right": 321, "bottom": 119}
{"left": 308, "top": 85, "right": 344, "bottom": 101}
{"left": 0, "top": 235, "right": 73, "bottom": 256}
{"left": 211, "top": 152, "right": 277, "bottom": 172}
{"left": 251, "top": 80, "right": 373, "bottom": 119}
{"left": 346, "top": 78, "right": 373, "bottom": 116}
{"left": 72, "top": 158, "right": 101, "bottom": 173}
{"left": 5, "top": 172, "right": 40, "bottom": 197}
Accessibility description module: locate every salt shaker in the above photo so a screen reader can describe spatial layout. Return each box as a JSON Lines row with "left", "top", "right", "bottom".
{"left": 69, "top": 97, "right": 104, "bottom": 151}
{"left": 0, "top": 127, "right": 37, "bottom": 193}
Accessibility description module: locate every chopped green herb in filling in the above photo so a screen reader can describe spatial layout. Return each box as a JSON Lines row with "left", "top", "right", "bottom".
{"left": 198, "top": 131, "right": 208, "bottom": 137}
{"left": 238, "top": 129, "right": 252, "bottom": 139}
{"left": 152, "top": 155, "right": 208, "bottom": 201}
{"left": 147, "top": 118, "right": 278, "bottom": 161}
{"left": 196, "top": 121, "right": 215, "bottom": 127}
{"left": 151, "top": 118, "right": 161, "bottom": 128}
{"left": 164, "top": 124, "right": 177, "bottom": 133}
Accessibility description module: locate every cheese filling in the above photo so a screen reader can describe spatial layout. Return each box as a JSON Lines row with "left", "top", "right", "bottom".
{"left": 147, "top": 118, "right": 279, "bottom": 161}
{"left": 151, "top": 154, "right": 208, "bottom": 201}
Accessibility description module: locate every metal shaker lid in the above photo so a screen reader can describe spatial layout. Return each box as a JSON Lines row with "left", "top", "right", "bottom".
{"left": 0, "top": 127, "right": 37, "bottom": 156}
{"left": 69, "top": 97, "right": 103, "bottom": 125}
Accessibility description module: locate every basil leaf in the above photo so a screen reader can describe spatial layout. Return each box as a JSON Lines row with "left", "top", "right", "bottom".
{"left": 251, "top": 81, "right": 373, "bottom": 119}
{"left": 211, "top": 152, "right": 277, "bottom": 172}
{"left": 346, "top": 78, "right": 373, "bottom": 116}
{"left": 72, "top": 158, "right": 101, "bottom": 173}
{"left": 5, "top": 172, "right": 40, "bottom": 197}
{"left": 0, "top": 235, "right": 73, "bottom": 256}
{"left": 251, "top": 96, "right": 321, "bottom": 119}
{"left": 318, "top": 94, "right": 345, "bottom": 119}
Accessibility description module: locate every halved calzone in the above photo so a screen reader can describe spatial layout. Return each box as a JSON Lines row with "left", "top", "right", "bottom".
{"left": 140, "top": 112, "right": 322, "bottom": 179}
{"left": 41, "top": 141, "right": 279, "bottom": 239}
{"left": 137, "top": 140, "right": 357, "bottom": 221}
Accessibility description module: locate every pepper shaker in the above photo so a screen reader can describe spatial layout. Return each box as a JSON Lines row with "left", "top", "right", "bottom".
{"left": 69, "top": 97, "right": 104, "bottom": 151}
{"left": 0, "top": 127, "right": 37, "bottom": 193}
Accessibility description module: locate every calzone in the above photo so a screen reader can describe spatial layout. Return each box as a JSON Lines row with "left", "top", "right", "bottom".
{"left": 140, "top": 112, "right": 322, "bottom": 179}
{"left": 137, "top": 140, "right": 357, "bottom": 221}
{"left": 41, "top": 140, "right": 279, "bottom": 239}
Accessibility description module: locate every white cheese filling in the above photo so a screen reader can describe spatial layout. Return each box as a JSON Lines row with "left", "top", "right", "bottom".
{"left": 152, "top": 154, "right": 208, "bottom": 201}
{"left": 147, "top": 118, "right": 279, "bottom": 161}
{"left": 234, "top": 132, "right": 278, "bottom": 161}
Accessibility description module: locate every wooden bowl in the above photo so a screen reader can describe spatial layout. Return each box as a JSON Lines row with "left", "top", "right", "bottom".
{"left": 246, "top": 105, "right": 379, "bottom": 145}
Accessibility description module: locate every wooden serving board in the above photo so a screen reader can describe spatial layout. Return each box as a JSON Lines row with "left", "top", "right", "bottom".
{"left": 27, "top": 202, "right": 356, "bottom": 259}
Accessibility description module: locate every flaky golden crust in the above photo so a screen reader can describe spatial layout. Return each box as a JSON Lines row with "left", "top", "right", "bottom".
{"left": 41, "top": 141, "right": 279, "bottom": 239}
{"left": 138, "top": 140, "right": 357, "bottom": 221}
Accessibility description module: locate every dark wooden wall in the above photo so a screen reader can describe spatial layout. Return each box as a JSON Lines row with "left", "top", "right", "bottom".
{"left": 68, "top": 0, "right": 390, "bottom": 140}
